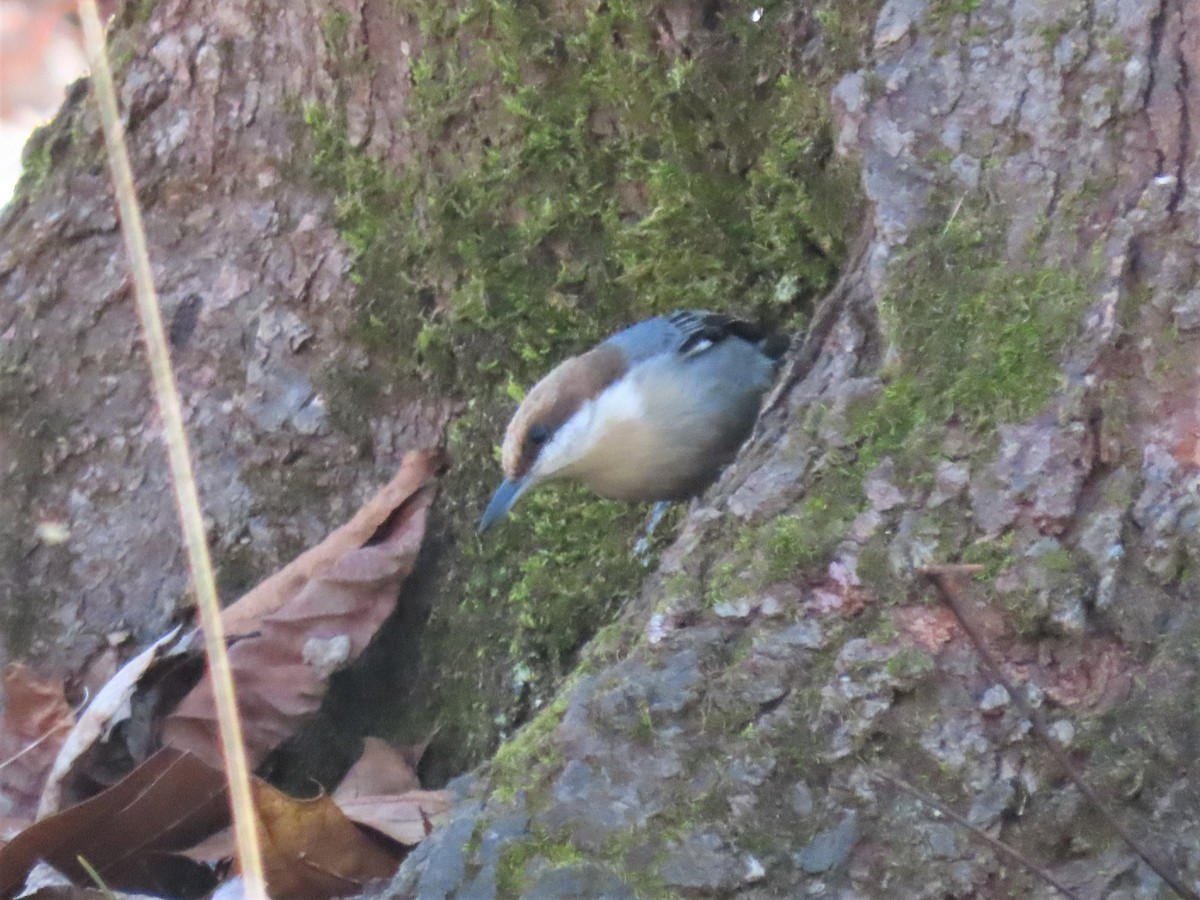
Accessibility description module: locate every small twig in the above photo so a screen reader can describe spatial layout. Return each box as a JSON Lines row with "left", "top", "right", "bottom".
{"left": 877, "top": 771, "right": 1081, "bottom": 900}
{"left": 0, "top": 723, "right": 69, "bottom": 772}
{"left": 942, "top": 193, "right": 967, "bottom": 235}
{"left": 0, "top": 688, "right": 89, "bottom": 772}
{"left": 76, "top": 4, "right": 266, "bottom": 899}
{"left": 920, "top": 565, "right": 1199, "bottom": 900}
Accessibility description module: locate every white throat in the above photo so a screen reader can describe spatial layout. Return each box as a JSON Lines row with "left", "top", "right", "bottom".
{"left": 531, "top": 377, "right": 647, "bottom": 482}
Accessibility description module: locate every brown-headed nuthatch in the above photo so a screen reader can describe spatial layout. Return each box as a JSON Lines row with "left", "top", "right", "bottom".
{"left": 479, "top": 310, "right": 788, "bottom": 530}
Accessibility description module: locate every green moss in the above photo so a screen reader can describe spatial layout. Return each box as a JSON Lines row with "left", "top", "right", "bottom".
{"left": 702, "top": 455, "right": 867, "bottom": 605}
{"left": 631, "top": 698, "right": 656, "bottom": 744}
{"left": 926, "top": 146, "right": 955, "bottom": 167}
{"left": 321, "top": 10, "right": 352, "bottom": 54}
{"left": 490, "top": 692, "right": 568, "bottom": 801}
{"left": 855, "top": 535, "right": 895, "bottom": 596}
{"left": 884, "top": 646, "right": 936, "bottom": 685}
{"left": 1036, "top": 19, "right": 1072, "bottom": 52}
{"left": 300, "top": 0, "right": 877, "bottom": 777}
{"left": 495, "top": 828, "right": 588, "bottom": 896}
{"left": 959, "top": 533, "right": 1014, "bottom": 580}
{"left": 765, "top": 481, "right": 859, "bottom": 578}
{"left": 929, "top": 0, "right": 982, "bottom": 26}
{"left": 125, "top": 0, "right": 157, "bottom": 24}
{"left": 577, "top": 619, "right": 640, "bottom": 672}
{"left": 1104, "top": 34, "right": 1132, "bottom": 63}
{"left": 895, "top": 212, "right": 1087, "bottom": 423}
{"left": 17, "top": 131, "right": 54, "bottom": 192}
{"left": 595, "top": 826, "right": 671, "bottom": 893}
{"left": 306, "top": 0, "right": 869, "bottom": 397}
{"left": 815, "top": 200, "right": 1093, "bottom": 597}
{"left": 847, "top": 203, "right": 1090, "bottom": 477}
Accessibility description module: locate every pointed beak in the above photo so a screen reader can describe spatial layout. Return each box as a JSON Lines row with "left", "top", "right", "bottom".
{"left": 478, "top": 477, "right": 530, "bottom": 532}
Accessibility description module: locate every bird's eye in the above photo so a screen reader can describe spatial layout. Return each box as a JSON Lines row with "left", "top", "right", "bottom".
{"left": 528, "top": 424, "right": 551, "bottom": 446}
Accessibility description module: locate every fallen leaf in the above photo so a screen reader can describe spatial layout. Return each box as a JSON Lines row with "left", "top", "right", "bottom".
{"left": 161, "top": 450, "right": 444, "bottom": 771}
{"left": 177, "top": 826, "right": 235, "bottom": 864}
{"left": 892, "top": 605, "right": 960, "bottom": 652}
{"left": 189, "top": 736, "right": 452, "bottom": 869}
{"left": 329, "top": 737, "right": 450, "bottom": 849}
{"left": 337, "top": 791, "right": 451, "bottom": 847}
{"left": 0, "top": 748, "right": 228, "bottom": 898}
{"left": 333, "top": 737, "right": 426, "bottom": 802}
{"left": 219, "top": 449, "right": 445, "bottom": 638}
{"left": 0, "top": 664, "right": 73, "bottom": 820}
{"left": 253, "top": 779, "right": 399, "bottom": 899}
{"left": 37, "top": 627, "right": 191, "bottom": 818}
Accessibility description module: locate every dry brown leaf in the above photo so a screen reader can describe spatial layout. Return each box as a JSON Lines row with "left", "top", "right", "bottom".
{"left": 253, "top": 779, "right": 399, "bottom": 899}
{"left": 329, "top": 737, "right": 449, "bottom": 848}
{"left": 0, "top": 664, "right": 74, "bottom": 820}
{"left": 161, "top": 449, "right": 445, "bottom": 770}
{"left": 337, "top": 791, "right": 451, "bottom": 847}
{"left": 333, "top": 737, "right": 425, "bottom": 802}
{"left": 0, "top": 816, "right": 30, "bottom": 853}
{"left": 183, "top": 788, "right": 450, "bottom": 866}
{"left": 37, "top": 627, "right": 189, "bottom": 818}
{"left": 178, "top": 825, "right": 235, "bottom": 864}
{"left": 891, "top": 605, "right": 960, "bottom": 653}
{"left": 0, "top": 748, "right": 228, "bottom": 898}
{"left": 219, "top": 449, "right": 445, "bottom": 638}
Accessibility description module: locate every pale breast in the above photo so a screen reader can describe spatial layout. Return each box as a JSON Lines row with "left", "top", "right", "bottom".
{"left": 572, "top": 414, "right": 716, "bottom": 501}
{"left": 561, "top": 339, "right": 774, "bottom": 501}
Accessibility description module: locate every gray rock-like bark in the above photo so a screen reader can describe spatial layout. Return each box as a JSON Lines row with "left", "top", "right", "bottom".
{"left": 5, "top": 0, "right": 1200, "bottom": 897}
{"left": 390, "top": 0, "right": 1200, "bottom": 896}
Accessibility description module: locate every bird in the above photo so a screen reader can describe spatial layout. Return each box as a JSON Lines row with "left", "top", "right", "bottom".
{"left": 478, "top": 310, "right": 790, "bottom": 531}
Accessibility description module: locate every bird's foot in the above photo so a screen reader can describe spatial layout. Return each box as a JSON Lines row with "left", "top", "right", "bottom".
{"left": 633, "top": 501, "right": 672, "bottom": 565}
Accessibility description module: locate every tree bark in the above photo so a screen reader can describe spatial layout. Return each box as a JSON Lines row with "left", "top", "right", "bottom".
{"left": 0, "top": 0, "right": 449, "bottom": 690}
{"left": 390, "top": 0, "right": 1200, "bottom": 896}
{"left": 4, "top": 0, "right": 1200, "bottom": 896}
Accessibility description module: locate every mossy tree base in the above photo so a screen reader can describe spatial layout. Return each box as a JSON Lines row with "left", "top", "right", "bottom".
{"left": 307, "top": 0, "right": 878, "bottom": 779}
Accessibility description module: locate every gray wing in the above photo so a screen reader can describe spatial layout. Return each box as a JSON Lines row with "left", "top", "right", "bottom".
{"left": 604, "top": 310, "right": 778, "bottom": 366}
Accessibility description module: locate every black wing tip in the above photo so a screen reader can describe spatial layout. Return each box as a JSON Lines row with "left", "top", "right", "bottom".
{"left": 759, "top": 331, "right": 792, "bottom": 361}
{"left": 668, "top": 309, "right": 791, "bottom": 360}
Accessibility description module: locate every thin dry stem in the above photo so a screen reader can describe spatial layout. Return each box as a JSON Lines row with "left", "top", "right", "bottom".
{"left": 77, "top": 855, "right": 119, "bottom": 900}
{"left": 0, "top": 689, "right": 88, "bottom": 772}
{"left": 920, "top": 565, "right": 1199, "bottom": 900}
{"left": 878, "top": 771, "right": 1081, "bottom": 900}
{"left": 76, "top": 4, "right": 267, "bottom": 897}
{"left": 0, "top": 723, "right": 70, "bottom": 772}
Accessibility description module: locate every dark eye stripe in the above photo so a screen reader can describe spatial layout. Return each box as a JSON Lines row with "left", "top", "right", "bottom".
{"left": 529, "top": 424, "right": 551, "bottom": 446}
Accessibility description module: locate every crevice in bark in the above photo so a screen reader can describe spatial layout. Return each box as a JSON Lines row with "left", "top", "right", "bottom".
{"left": 1169, "top": 1, "right": 1190, "bottom": 212}
{"left": 1145, "top": 0, "right": 1171, "bottom": 110}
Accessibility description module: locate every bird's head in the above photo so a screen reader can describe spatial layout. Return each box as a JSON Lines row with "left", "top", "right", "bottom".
{"left": 479, "top": 345, "right": 626, "bottom": 530}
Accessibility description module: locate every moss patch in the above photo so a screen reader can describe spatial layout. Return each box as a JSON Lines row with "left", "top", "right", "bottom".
{"left": 858, "top": 205, "right": 1091, "bottom": 461}
{"left": 701, "top": 198, "right": 1095, "bottom": 598}
{"left": 495, "top": 827, "right": 591, "bottom": 896}
{"left": 489, "top": 690, "right": 568, "bottom": 802}
{"left": 304, "top": 0, "right": 876, "bottom": 778}
{"left": 839, "top": 202, "right": 1093, "bottom": 576}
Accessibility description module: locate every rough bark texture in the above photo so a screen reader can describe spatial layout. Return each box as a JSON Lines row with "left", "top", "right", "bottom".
{"left": 3, "top": 0, "right": 1200, "bottom": 896}
{"left": 388, "top": 0, "right": 1200, "bottom": 896}
{"left": 0, "top": 0, "right": 449, "bottom": 691}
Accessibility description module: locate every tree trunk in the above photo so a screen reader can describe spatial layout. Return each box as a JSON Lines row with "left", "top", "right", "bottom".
{"left": 3, "top": 0, "right": 1200, "bottom": 896}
